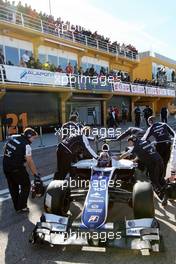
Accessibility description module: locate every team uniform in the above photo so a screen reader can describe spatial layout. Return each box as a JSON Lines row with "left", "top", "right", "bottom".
{"left": 3, "top": 135, "right": 32, "bottom": 211}
{"left": 117, "top": 127, "right": 144, "bottom": 141}
{"left": 127, "top": 139, "right": 165, "bottom": 193}
{"left": 142, "top": 122, "right": 175, "bottom": 177}
{"left": 54, "top": 135, "right": 98, "bottom": 180}
{"left": 61, "top": 121, "right": 80, "bottom": 140}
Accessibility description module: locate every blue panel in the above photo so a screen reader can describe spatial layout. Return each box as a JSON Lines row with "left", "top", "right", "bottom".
{"left": 39, "top": 54, "right": 46, "bottom": 64}
{"left": 69, "top": 59, "right": 77, "bottom": 67}
{"left": 81, "top": 62, "right": 87, "bottom": 71}
{"left": 5, "top": 46, "right": 19, "bottom": 66}
{"left": 59, "top": 57, "right": 68, "bottom": 70}
{"left": 48, "top": 55, "right": 58, "bottom": 66}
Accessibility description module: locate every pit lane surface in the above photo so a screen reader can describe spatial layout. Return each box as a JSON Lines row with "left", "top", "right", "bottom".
{"left": 0, "top": 146, "right": 176, "bottom": 264}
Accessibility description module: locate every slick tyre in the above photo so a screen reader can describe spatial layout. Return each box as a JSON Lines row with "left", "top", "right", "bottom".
{"left": 44, "top": 180, "right": 70, "bottom": 216}
{"left": 133, "top": 181, "right": 154, "bottom": 219}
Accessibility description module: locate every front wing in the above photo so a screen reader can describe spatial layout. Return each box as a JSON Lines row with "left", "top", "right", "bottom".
{"left": 29, "top": 213, "right": 162, "bottom": 255}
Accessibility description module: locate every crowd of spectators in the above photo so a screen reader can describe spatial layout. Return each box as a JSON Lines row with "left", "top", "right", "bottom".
{"left": 18, "top": 52, "right": 131, "bottom": 82}
{"left": 133, "top": 78, "right": 163, "bottom": 87}
{"left": 0, "top": 0, "right": 138, "bottom": 57}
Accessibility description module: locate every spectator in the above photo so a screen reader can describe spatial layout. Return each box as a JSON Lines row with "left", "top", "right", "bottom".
{"left": 56, "top": 65, "right": 63, "bottom": 72}
{"left": 78, "top": 66, "right": 83, "bottom": 75}
{"left": 143, "top": 105, "right": 153, "bottom": 127}
{"left": 172, "top": 70, "right": 175, "bottom": 82}
{"left": 19, "top": 57, "right": 27, "bottom": 67}
{"left": 66, "top": 62, "right": 73, "bottom": 74}
{"left": 134, "top": 105, "right": 141, "bottom": 127}
{"left": 22, "top": 50, "right": 30, "bottom": 65}
{"left": 74, "top": 64, "right": 78, "bottom": 74}
{"left": 0, "top": 49, "right": 5, "bottom": 64}
{"left": 89, "top": 65, "right": 95, "bottom": 77}
{"left": 114, "top": 106, "right": 120, "bottom": 125}
{"left": 92, "top": 107, "right": 97, "bottom": 125}
{"left": 42, "top": 61, "right": 50, "bottom": 71}
{"left": 121, "top": 104, "right": 128, "bottom": 124}
{"left": 107, "top": 107, "right": 116, "bottom": 128}
{"left": 160, "top": 107, "right": 168, "bottom": 123}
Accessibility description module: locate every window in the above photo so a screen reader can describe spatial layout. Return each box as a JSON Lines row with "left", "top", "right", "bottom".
{"left": 81, "top": 63, "right": 87, "bottom": 71}
{"left": 20, "top": 49, "right": 32, "bottom": 60}
{"left": 59, "top": 57, "right": 67, "bottom": 70}
{"left": 69, "top": 59, "right": 77, "bottom": 67}
{"left": 48, "top": 55, "right": 58, "bottom": 66}
{"left": 39, "top": 54, "right": 46, "bottom": 64}
{"left": 5, "top": 46, "right": 19, "bottom": 65}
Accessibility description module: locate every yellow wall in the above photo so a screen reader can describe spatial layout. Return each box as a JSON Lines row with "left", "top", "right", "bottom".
{"left": 133, "top": 57, "right": 152, "bottom": 80}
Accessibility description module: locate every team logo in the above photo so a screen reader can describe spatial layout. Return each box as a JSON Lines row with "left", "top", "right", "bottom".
{"left": 20, "top": 70, "right": 28, "bottom": 79}
{"left": 88, "top": 215, "right": 99, "bottom": 223}
{"left": 127, "top": 220, "right": 136, "bottom": 228}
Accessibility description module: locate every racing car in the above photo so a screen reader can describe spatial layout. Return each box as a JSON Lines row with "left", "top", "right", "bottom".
{"left": 29, "top": 138, "right": 175, "bottom": 255}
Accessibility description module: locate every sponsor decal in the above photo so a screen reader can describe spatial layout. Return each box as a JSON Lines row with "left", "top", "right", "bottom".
{"left": 90, "top": 192, "right": 101, "bottom": 198}
{"left": 91, "top": 204, "right": 99, "bottom": 209}
{"left": 87, "top": 209, "right": 103, "bottom": 213}
{"left": 127, "top": 220, "right": 136, "bottom": 228}
{"left": 88, "top": 215, "right": 99, "bottom": 223}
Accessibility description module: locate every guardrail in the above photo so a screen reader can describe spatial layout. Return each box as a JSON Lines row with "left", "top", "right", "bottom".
{"left": 0, "top": 64, "right": 175, "bottom": 97}
{"left": 0, "top": 5, "right": 139, "bottom": 61}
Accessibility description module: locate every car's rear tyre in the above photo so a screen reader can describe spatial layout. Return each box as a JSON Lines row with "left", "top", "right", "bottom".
{"left": 44, "top": 180, "right": 70, "bottom": 216}
{"left": 165, "top": 182, "right": 176, "bottom": 200}
{"left": 133, "top": 181, "right": 154, "bottom": 219}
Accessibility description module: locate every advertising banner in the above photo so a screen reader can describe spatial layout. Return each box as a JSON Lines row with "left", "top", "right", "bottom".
{"left": 4, "top": 65, "right": 69, "bottom": 86}
{"left": 131, "top": 84, "right": 145, "bottom": 94}
{"left": 145, "top": 86, "right": 158, "bottom": 95}
{"left": 114, "top": 82, "right": 130, "bottom": 92}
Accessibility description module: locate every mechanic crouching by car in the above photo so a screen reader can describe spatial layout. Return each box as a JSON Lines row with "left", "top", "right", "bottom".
{"left": 142, "top": 116, "right": 175, "bottom": 178}
{"left": 3, "top": 128, "right": 39, "bottom": 213}
{"left": 120, "top": 135, "right": 167, "bottom": 205}
{"left": 54, "top": 130, "right": 98, "bottom": 180}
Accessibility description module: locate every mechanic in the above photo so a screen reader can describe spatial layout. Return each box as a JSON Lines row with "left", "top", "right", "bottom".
{"left": 120, "top": 136, "right": 167, "bottom": 204}
{"left": 61, "top": 114, "right": 84, "bottom": 140}
{"left": 142, "top": 116, "right": 175, "bottom": 178}
{"left": 117, "top": 127, "right": 145, "bottom": 141}
{"left": 54, "top": 132, "right": 98, "bottom": 180}
{"left": 168, "top": 134, "right": 176, "bottom": 181}
{"left": 3, "top": 128, "right": 39, "bottom": 213}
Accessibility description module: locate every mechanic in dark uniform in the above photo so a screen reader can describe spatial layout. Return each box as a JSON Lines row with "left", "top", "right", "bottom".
{"left": 54, "top": 133, "right": 98, "bottom": 180}
{"left": 3, "top": 128, "right": 39, "bottom": 213}
{"left": 120, "top": 136, "right": 166, "bottom": 204}
{"left": 117, "top": 127, "right": 145, "bottom": 141}
{"left": 116, "top": 127, "right": 145, "bottom": 160}
{"left": 61, "top": 114, "right": 83, "bottom": 140}
{"left": 142, "top": 116, "right": 175, "bottom": 178}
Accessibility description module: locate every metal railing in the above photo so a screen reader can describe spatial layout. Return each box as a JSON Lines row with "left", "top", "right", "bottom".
{"left": 0, "top": 5, "right": 139, "bottom": 61}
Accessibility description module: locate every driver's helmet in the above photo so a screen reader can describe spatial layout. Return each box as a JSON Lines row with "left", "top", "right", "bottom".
{"left": 97, "top": 151, "right": 111, "bottom": 167}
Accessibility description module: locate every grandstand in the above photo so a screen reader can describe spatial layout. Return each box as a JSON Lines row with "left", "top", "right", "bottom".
{"left": 0, "top": 0, "right": 175, "bottom": 140}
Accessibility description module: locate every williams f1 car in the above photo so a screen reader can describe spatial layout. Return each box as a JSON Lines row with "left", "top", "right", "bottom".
{"left": 29, "top": 139, "right": 176, "bottom": 255}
